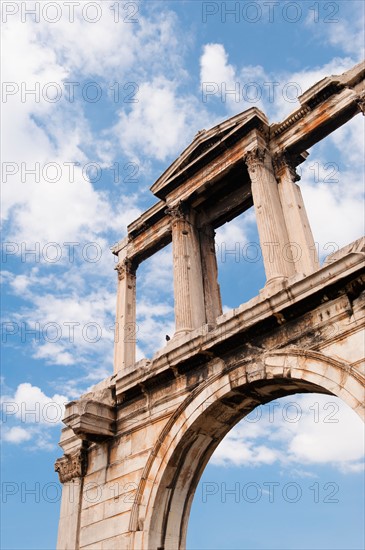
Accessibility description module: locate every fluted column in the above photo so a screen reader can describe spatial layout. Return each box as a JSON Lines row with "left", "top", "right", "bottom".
{"left": 199, "top": 224, "right": 222, "bottom": 325}
{"left": 167, "top": 203, "right": 206, "bottom": 336}
{"left": 245, "top": 148, "right": 295, "bottom": 286}
{"left": 274, "top": 153, "right": 319, "bottom": 276}
{"left": 114, "top": 258, "right": 136, "bottom": 373}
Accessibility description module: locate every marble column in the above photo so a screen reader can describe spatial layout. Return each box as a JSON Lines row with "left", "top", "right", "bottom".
{"left": 55, "top": 432, "right": 88, "bottom": 550}
{"left": 274, "top": 153, "right": 319, "bottom": 276}
{"left": 167, "top": 203, "right": 206, "bottom": 336}
{"left": 114, "top": 258, "right": 137, "bottom": 373}
{"left": 199, "top": 223, "right": 222, "bottom": 325}
{"left": 245, "top": 148, "right": 295, "bottom": 286}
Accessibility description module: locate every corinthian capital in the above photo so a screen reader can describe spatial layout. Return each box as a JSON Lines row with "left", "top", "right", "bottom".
{"left": 273, "top": 153, "right": 300, "bottom": 182}
{"left": 165, "top": 201, "right": 188, "bottom": 221}
{"left": 244, "top": 148, "right": 267, "bottom": 173}
{"left": 116, "top": 258, "right": 136, "bottom": 280}
{"left": 55, "top": 445, "right": 88, "bottom": 483}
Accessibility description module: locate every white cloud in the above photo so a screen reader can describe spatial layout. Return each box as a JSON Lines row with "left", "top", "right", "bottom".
{"left": 1, "top": 3, "right": 199, "bottom": 382}
{"left": 200, "top": 43, "right": 358, "bottom": 122}
{"left": 329, "top": 114, "right": 365, "bottom": 167}
{"left": 215, "top": 217, "right": 250, "bottom": 253}
{"left": 211, "top": 395, "right": 364, "bottom": 473}
{"left": 33, "top": 343, "right": 75, "bottom": 366}
{"left": 213, "top": 438, "right": 279, "bottom": 467}
{"left": 129, "top": 247, "right": 176, "bottom": 359}
{"left": 114, "top": 77, "right": 211, "bottom": 162}
{"left": 300, "top": 116, "right": 365, "bottom": 258}
{"left": 301, "top": 179, "right": 364, "bottom": 258}
{"left": 1, "top": 3, "right": 181, "bottom": 242}
{"left": 215, "top": 211, "right": 257, "bottom": 269}
{"left": 2, "top": 2, "right": 184, "bottom": 81}
{"left": 139, "top": 246, "right": 174, "bottom": 297}
{"left": 200, "top": 44, "right": 266, "bottom": 115}
{"left": 5, "top": 288, "right": 116, "bottom": 367}
{"left": 198, "top": 45, "right": 364, "bottom": 261}
{"left": 198, "top": 42, "right": 360, "bottom": 123}
{"left": 3, "top": 426, "right": 32, "bottom": 444}
{"left": 6, "top": 267, "right": 83, "bottom": 298}
{"left": 10, "top": 274, "right": 31, "bottom": 293}
{"left": 200, "top": 43, "right": 236, "bottom": 86}
{"left": 2, "top": 382, "right": 68, "bottom": 425}
{"left": 136, "top": 312, "right": 175, "bottom": 360}
{"left": 269, "top": 57, "right": 358, "bottom": 122}
{"left": 306, "top": 1, "right": 365, "bottom": 61}
{"left": 1, "top": 382, "right": 69, "bottom": 448}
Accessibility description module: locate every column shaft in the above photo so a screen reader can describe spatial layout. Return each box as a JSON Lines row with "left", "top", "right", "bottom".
{"left": 57, "top": 480, "right": 82, "bottom": 549}
{"left": 55, "top": 437, "right": 88, "bottom": 550}
{"left": 199, "top": 224, "right": 222, "bottom": 325}
{"left": 245, "top": 148, "right": 295, "bottom": 284}
{"left": 114, "top": 259, "right": 136, "bottom": 373}
{"left": 275, "top": 154, "right": 319, "bottom": 276}
{"left": 168, "top": 204, "right": 206, "bottom": 336}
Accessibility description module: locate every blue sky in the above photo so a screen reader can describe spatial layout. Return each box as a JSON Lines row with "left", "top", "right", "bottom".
{"left": 1, "top": 1, "right": 364, "bottom": 549}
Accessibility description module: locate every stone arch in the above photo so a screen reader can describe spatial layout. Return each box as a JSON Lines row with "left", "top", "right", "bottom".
{"left": 130, "top": 349, "right": 364, "bottom": 550}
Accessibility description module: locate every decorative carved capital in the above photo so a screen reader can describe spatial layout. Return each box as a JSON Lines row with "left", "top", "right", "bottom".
{"left": 116, "top": 258, "right": 136, "bottom": 279}
{"left": 55, "top": 445, "right": 88, "bottom": 483}
{"left": 244, "top": 148, "right": 267, "bottom": 173}
{"left": 273, "top": 153, "right": 300, "bottom": 182}
{"left": 165, "top": 201, "right": 188, "bottom": 221}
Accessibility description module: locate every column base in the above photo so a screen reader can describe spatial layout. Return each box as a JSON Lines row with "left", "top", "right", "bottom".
{"left": 260, "top": 276, "right": 288, "bottom": 299}
{"left": 173, "top": 328, "right": 193, "bottom": 339}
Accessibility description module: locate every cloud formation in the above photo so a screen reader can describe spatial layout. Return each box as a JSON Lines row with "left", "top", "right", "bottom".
{"left": 212, "top": 395, "right": 364, "bottom": 474}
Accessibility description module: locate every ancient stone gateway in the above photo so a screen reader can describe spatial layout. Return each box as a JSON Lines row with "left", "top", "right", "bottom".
{"left": 55, "top": 62, "right": 365, "bottom": 550}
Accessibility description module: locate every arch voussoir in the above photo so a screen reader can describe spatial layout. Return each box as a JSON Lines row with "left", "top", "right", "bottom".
{"left": 137, "top": 348, "right": 364, "bottom": 549}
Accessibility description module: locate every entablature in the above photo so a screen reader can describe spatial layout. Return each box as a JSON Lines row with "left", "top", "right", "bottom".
{"left": 112, "top": 61, "right": 364, "bottom": 265}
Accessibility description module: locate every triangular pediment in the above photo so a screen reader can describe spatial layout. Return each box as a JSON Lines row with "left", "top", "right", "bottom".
{"left": 151, "top": 107, "right": 268, "bottom": 199}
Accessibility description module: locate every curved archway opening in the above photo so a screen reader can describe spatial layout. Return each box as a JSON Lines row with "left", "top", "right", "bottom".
{"left": 187, "top": 392, "right": 364, "bottom": 550}
{"left": 139, "top": 355, "right": 364, "bottom": 550}
{"left": 147, "top": 379, "right": 330, "bottom": 549}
